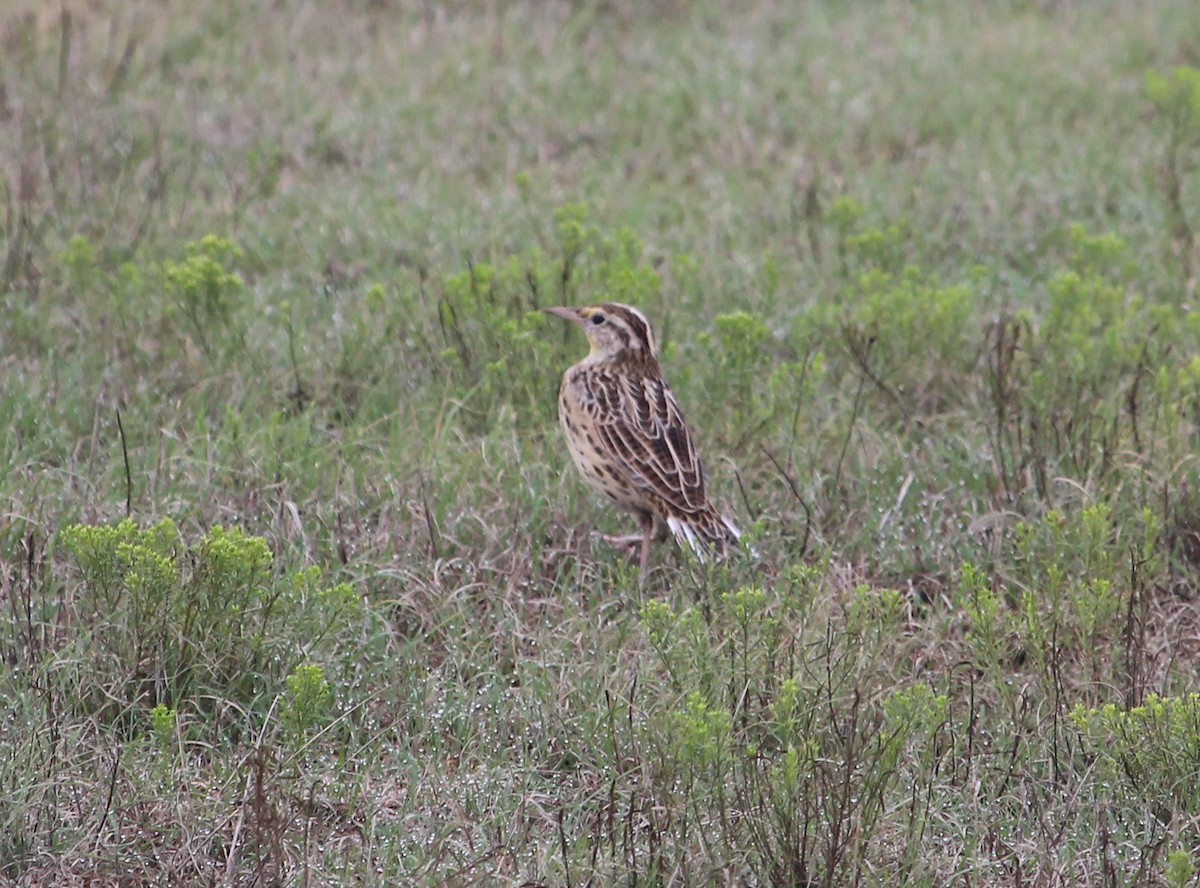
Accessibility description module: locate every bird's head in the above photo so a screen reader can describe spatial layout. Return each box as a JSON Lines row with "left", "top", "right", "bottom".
{"left": 543, "top": 302, "right": 659, "bottom": 365}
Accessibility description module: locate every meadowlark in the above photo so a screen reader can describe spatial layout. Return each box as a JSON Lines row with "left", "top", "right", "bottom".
{"left": 545, "top": 302, "right": 742, "bottom": 573}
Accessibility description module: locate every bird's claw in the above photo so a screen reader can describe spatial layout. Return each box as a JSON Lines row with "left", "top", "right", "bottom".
{"left": 598, "top": 533, "right": 643, "bottom": 554}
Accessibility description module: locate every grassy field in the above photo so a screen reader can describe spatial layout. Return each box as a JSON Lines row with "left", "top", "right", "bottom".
{"left": 5, "top": 0, "right": 1200, "bottom": 884}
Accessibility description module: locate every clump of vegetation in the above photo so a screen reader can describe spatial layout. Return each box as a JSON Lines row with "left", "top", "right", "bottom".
{"left": 162, "top": 234, "right": 247, "bottom": 355}
{"left": 1073, "top": 694, "right": 1200, "bottom": 813}
{"left": 57, "top": 519, "right": 357, "bottom": 734}
{"left": 625, "top": 583, "right": 947, "bottom": 884}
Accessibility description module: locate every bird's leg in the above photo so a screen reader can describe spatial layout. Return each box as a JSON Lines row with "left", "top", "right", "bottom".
{"left": 638, "top": 512, "right": 654, "bottom": 580}
{"left": 599, "top": 512, "right": 658, "bottom": 580}
{"left": 599, "top": 533, "right": 643, "bottom": 549}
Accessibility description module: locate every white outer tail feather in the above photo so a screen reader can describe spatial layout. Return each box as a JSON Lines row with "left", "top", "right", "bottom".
{"left": 666, "top": 515, "right": 742, "bottom": 562}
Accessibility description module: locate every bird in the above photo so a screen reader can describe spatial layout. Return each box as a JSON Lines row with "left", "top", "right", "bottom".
{"left": 544, "top": 301, "right": 742, "bottom": 575}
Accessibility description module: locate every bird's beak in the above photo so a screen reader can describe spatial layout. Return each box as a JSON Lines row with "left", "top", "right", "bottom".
{"left": 543, "top": 306, "right": 585, "bottom": 324}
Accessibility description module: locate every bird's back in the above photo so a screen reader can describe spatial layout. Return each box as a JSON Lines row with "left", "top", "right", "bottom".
{"left": 559, "top": 360, "right": 741, "bottom": 560}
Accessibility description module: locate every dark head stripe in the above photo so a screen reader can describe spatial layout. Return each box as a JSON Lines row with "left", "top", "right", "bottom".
{"left": 600, "top": 302, "right": 656, "bottom": 355}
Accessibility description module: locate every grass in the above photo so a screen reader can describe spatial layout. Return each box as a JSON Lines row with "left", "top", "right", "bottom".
{"left": 5, "top": 0, "right": 1200, "bottom": 884}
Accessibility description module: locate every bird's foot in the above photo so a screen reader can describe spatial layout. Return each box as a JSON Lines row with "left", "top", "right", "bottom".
{"left": 598, "top": 532, "right": 644, "bottom": 554}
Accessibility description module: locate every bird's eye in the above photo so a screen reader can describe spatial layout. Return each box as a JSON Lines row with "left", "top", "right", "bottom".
{"left": 591, "top": 313, "right": 606, "bottom": 325}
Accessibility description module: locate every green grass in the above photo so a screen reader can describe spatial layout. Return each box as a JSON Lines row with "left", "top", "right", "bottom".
{"left": 5, "top": 0, "right": 1200, "bottom": 883}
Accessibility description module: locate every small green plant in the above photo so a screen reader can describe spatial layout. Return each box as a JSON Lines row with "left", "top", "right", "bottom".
{"left": 861, "top": 270, "right": 973, "bottom": 403}
{"left": 671, "top": 690, "right": 733, "bottom": 772}
{"left": 955, "top": 562, "right": 1005, "bottom": 670}
{"left": 1145, "top": 66, "right": 1200, "bottom": 141}
{"left": 149, "top": 703, "right": 177, "bottom": 749}
{"left": 146, "top": 702, "right": 180, "bottom": 782}
{"left": 1166, "top": 849, "right": 1198, "bottom": 888}
{"left": 638, "top": 598, "right": 715, "bottom": 697}
{"left": 827, "top": 195, "right": 865, "bottom": 236}
{"left": 844, "top": 583, "right": 905, "bottom": 640}
{"left": 845, "top": 221, "right": 909, "bottom": 273}
{"left": 282, "top": 664, "right": 333, "bottom": 742}
{"left": 695, "top": 311, "right": 813, "bottom": 451}
{"left": 162, "top": 234, "right": 246, "bottom": 354}
{"left": 61, "top": 234, "right": 98, "bottom": 286}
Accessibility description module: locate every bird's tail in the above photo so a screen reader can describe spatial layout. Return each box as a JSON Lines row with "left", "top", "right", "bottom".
{"left": 666, "top": 508, "right": 744, "bottom": 562}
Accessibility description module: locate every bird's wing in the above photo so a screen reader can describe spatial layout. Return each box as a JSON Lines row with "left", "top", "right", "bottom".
{"left": 587, "top": 371, "right": 711, "bottom": 516}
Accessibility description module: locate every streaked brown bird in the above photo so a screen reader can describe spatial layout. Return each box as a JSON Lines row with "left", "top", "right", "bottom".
{"left": 544, "top": 302, "right": 742, "bottom": 574}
